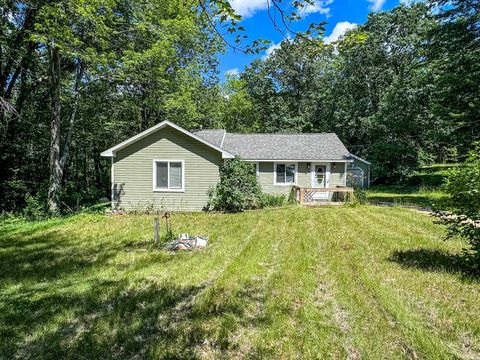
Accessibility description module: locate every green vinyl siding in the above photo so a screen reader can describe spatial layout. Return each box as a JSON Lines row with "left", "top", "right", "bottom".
{"left": 330, "top": 162, "right": 346, "bottom": 187}
{"left": 113, "top": 126, "right": 222, "bottom": 211}
{"left": 256, "top": 161, "right": 346, "bottom": 195}
{"left": 296, "top": 162, "right": 312, "bottom": 188}
{"left": 257, "top": 162, "right": 307, "bottom": 195}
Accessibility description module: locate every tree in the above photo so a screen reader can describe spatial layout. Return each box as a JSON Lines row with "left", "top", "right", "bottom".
{"left": 29, "top": 0, "right": 122, "bottom": 213}
{"left": 0, "top": 0, "right": 223, "bottom": 214}
{"left": 0, "top": 1, "right": 44, "bottom": 211}
{"left": 333, "top": 4, "right": 437, "bottom": 180}
{"left": 427, "top": 0, "right": 480, "bottom": 157}
{"left": 435, "top": 146, "right": 480, "bottom": 273}
{"left": 220, "top": 75, "right": 257, "bottom": 132}
{"left": 242, "top": 38, "right": 333, "bottom": 133}
{"left": 238, "top": 4, "right": 440, "bottom": 181}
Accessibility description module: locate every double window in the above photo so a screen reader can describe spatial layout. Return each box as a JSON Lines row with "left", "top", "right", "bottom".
{"left": 153, "top": 160, "right": 184, "bottom": 192}
{"left": 274, "top": 163, "right": 296, "bottom": 185}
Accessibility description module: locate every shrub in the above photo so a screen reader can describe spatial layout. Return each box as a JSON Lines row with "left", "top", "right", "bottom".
{"left": 22, "top": 193, "right": 48, "bottom": 220}
{"left": 207, "top": 157, "right": 261, "bottom": 212}
{"left": 434, "top": 146, "right": 480, "bottom": 274}
{"left": 259, "top": 193, "right": 287, "bottom": 208}
{"left": 353, "top": 188, "right": 367, "bottom": 205}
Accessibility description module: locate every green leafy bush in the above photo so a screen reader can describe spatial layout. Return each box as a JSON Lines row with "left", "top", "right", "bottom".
{"left": 22, "top": 193, "right": 48, "bottom": 220}
{"left": 434, "top": 146, "right": 480, "bottom": 273}
{"left": 207, "top": 157, "right": 261, "bottom": 212}
{"left": 353, "top": 188, "right": 367, "bottom": 205}
{"left": 259, "top": 193, "right": 287, "bottom": 208}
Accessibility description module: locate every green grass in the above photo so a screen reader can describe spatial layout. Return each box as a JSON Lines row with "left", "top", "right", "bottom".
{"left": 405, "top": 163, "right": 459, "bottom": 187}
{"left": 1, "top": 207, "right": 479, "bottom": 358}
{"left": 366, "top": 185, "right": 449, "bottom": 208}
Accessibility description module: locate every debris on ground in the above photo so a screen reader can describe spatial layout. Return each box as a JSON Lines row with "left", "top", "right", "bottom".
{"left": 164, "top": 233, "right": 208, "bottom": 251}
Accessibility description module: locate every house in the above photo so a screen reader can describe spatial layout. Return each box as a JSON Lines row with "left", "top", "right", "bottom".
{"left": 101, "top": 120, "right": 370, "bottom": 211}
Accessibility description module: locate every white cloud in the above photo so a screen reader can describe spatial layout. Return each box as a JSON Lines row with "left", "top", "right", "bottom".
{"left": 229, "top": 0, "right": 268, "bottom": 18}
{"left": 262, "top": 37, "right": 290, "bottom": 60}
{"left": 399, "top": 0, "right": 423, "bottom": 4}
{"left": 229, "top": 0, "right": 334, "bottom": 18}
{"left": 367, "top": 0, "right": 386, "bottom": 12}
{"left": 225, "top": 68, "right": 240, "bottom": 77}
{"left": 299, "top": 0, "right": 334, "bottom": 17}
{"left": 323, "top": 21, "right": 357, "bottom": 44}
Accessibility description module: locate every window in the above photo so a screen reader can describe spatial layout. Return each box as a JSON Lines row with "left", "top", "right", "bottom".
{"left": 153, "top": 160, "right": 184, "bottom": 191}
{"left": 274, "top": 163, "right": 296, "bottom": 185}
{"left": 346, "top": 167, "right": 364, "bottom": 189}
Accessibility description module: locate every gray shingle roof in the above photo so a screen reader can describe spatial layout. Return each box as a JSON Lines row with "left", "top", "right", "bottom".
{"left": 194, "top": 130, "right": 351, "bottom": 160}
{"left": 193, "top": 129, "right": 226, "bottom": 148}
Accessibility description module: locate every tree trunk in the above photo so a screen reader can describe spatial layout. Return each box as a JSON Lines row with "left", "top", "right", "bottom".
{"left": 60, "top": 60, "right": 84, "bottom": 170}
{"left": 47, "top": 53, "right": 84, "bottom": 214}
{"left": 47, "top": 45, "right": 62, "bottom": 214}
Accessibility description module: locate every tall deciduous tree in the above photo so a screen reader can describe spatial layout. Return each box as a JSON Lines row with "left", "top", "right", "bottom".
{"left": 0, "top": 0, "right": 223, "bottom": 214}
{"left": 238, "top": 4, "right": 441, "bottom": 181}
{"left": 427, "top": 0, "right": 480, "bottom": 157}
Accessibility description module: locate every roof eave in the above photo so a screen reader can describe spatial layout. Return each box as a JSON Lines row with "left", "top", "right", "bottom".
{"left": 100, "top": 120, "right": 234, "bottom": 158}
{"left": 348, "top": 153, "right": 371, "bottom": 165}
{"left": 242, "top": 158, "right": 353, "bottom": 162}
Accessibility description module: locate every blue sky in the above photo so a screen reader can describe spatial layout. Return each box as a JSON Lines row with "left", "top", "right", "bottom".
{"left": 217, "top": 0, "right": 404, "bottom": 77}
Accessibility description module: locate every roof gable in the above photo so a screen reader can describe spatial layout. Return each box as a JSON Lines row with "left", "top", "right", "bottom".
{"left": 101, "top": 121, "right": 234, "bottom": 158}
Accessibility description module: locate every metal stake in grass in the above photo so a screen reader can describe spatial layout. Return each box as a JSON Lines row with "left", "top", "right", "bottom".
{"left": 162, "top": 211, "right": 175, "bottom": 241}
{"left": 154, "top": 217, "right": 160, "bottom": 246}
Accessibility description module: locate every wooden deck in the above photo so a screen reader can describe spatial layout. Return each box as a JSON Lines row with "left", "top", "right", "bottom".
{"left": 292, "top": 186, "right": 355, "bottom": 204}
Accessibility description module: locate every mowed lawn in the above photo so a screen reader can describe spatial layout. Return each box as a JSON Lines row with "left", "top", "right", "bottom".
{"left": 366, "top": 186, "right": 448, "bottom": 208}
{"left": 1, "top": 207, "right": 479, "bottom": 359}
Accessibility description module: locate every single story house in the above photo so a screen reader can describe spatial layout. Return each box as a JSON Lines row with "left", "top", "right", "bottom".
{"left": 101, "top": 120, "right": 370, "bottom": 211}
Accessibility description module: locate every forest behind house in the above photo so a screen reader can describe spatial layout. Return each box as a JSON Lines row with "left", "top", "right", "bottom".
{"left": 0, "top": 0, "right": 478, "bottom": 215}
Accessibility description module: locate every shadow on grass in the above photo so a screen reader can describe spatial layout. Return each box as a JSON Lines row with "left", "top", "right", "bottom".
{"left": 0, "top": 223, "right": 271, "bottom": 358}
{"left": 0, "top": 230, "right": 120, "bottom": 282}
{"left": 388, "top": 248, "right": 478, "bottom": 280}
{"left": 2, "top": 278, "right": 270, "bottom": 358}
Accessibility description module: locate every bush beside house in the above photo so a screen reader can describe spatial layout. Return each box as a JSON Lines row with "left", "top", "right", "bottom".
{"left": 207, "top": 158, "right": 261, "bottom": 212}
{"left": 207, "top": 157, "right": 291, "bottom": 212}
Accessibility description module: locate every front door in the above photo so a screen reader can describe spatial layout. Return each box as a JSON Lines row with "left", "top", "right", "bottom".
{"left": 311, "top": 163, "right": 329, "bottom": 199}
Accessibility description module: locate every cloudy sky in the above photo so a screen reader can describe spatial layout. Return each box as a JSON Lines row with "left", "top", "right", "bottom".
{"left": 219, "top": 0, "right": 404, "bottom": 77}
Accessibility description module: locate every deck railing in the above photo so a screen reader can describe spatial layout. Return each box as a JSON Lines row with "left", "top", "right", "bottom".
{"left": 292, "top": 186, "right": 355, "bottom": 204}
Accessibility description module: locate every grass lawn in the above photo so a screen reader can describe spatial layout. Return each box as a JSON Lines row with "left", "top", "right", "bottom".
{"left": 366, "top": 185, "right": 449, "bottom": 208}
{"left": 1, "top": 206, "right": 479, "bottom": 359}
{"left": 366, "top": 163, "right": 457, "bottom": 208}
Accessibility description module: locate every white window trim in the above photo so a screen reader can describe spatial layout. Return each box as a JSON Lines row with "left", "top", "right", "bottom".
{"left": 255, "top": 162, "right": 259, "bottom": 178}
{"left": 273, "top": 162, "right": 297, "bottom": 186}
{"left": 152, "top": 159, "right": 185, "bottom": 192}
